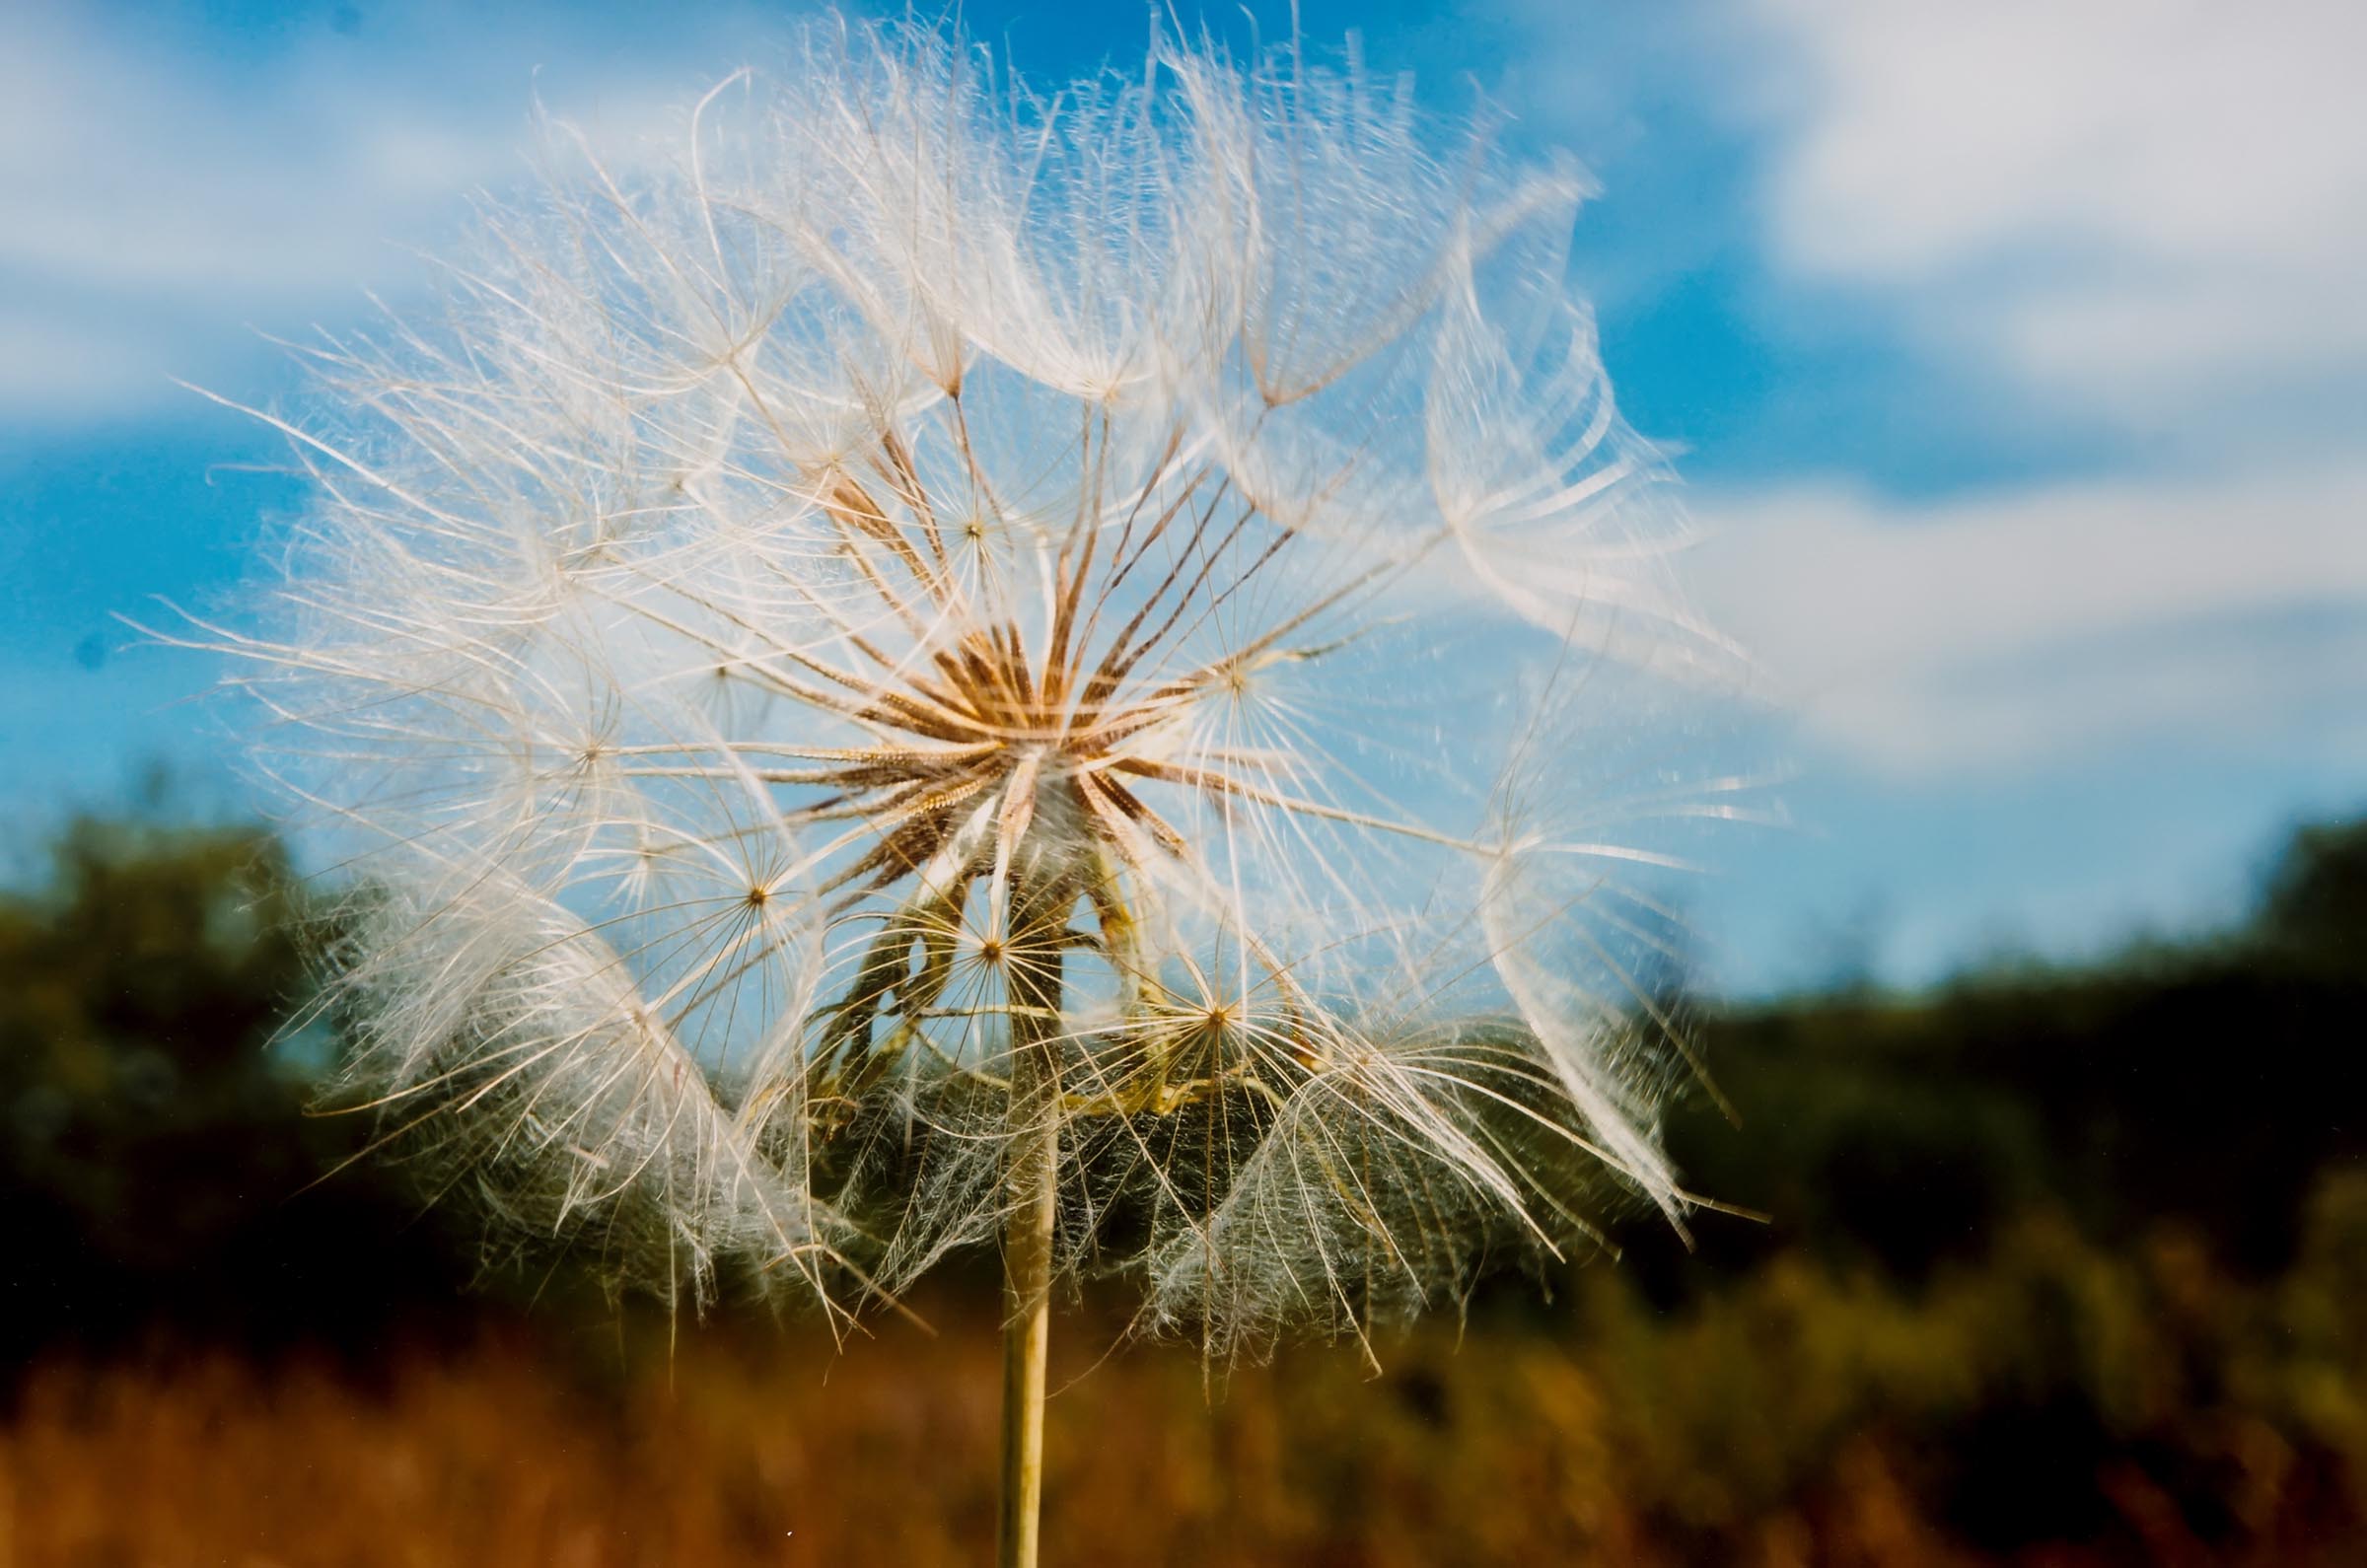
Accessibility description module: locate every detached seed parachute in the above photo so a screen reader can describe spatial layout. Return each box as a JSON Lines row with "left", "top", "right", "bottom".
{"left": 195, "top": 19, "right": 1757, "bottom": 1361}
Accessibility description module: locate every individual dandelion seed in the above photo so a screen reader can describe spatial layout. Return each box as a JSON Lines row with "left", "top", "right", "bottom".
{"left": 179, "top": 18, "right": 1766, "bottom": 1565}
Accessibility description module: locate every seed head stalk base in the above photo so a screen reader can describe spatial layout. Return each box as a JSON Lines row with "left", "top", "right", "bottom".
{"left": 998, "top": 880, "right": 1064, "bottom": 1568}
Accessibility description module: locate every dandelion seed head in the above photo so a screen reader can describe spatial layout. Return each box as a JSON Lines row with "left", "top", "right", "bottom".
{"left": 204, "top": 16, "right": 1760, "bottom": 1347}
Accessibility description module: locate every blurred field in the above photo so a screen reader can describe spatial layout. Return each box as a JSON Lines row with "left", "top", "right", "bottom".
{"left": 9, "top": 1187, "right": 2367, "bottom": 1566}
{"left": 5, "top": 816, "right": 2366, "bottom": 1563}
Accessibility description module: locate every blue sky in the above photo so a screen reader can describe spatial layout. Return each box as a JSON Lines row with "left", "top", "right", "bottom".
{"left": 5, "top": 0, "right": 2363, "bottom": 994}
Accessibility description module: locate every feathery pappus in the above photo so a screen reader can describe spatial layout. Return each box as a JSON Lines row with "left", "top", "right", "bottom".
{"left": 189, "top": 17, "right": 1762, "bottom": 1360}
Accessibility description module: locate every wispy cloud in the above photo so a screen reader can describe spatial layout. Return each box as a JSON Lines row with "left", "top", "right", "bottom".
{"left": 1487, "top": 0, "right": 2367, "bottom": 792}
{"left": 1747, "top": 0, "right": 2367, "bottom": 432}
{"left": 1692, "top": 466, "right": 2367, "bottom": 775}
{"left": 0, "top": 4, "right": 756, "bottom": 419}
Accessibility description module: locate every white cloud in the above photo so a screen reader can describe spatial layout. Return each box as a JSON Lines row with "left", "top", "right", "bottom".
{"left": 1748, "top": 0, "right": 2367, "bottom": 426}
{"left": 0, "top": 308, "right": 164, "bottom": 413}
{"left": 1535, "top": 1, "right": 2367, "bottom": 783}
{"left": 0, "top": 7, "right": 739, "bottom": 418}
{"left": 1689, "top": 467, "right": 2367, "bottom": 775}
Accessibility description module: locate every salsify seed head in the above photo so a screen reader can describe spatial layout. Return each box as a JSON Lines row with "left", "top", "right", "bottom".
{"left": 197, "top": 16, "right": 1760, "bottom": 1353}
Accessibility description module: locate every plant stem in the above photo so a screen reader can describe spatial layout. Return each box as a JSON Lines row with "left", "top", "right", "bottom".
{"left": 998, "top": 893, "right": 1063, "bottom": 1568}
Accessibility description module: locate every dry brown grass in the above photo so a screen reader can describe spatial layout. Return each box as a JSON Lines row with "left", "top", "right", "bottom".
{"left": 8, "top": 1199, "right": 2367, "bottom": 1567}
{"left": 0, "top": 1313, "right": 1855, "bottom": 1568}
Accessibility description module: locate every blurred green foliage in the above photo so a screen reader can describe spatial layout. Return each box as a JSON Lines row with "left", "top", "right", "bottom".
{"left": 5, "top": 811, "right": 2363, "bottom": 1337}
{"left": 1647, "top": 818, "right": 2367, "bottom": 1292}
{"left": 0, "top": 818, "right": 476, "bottom": 1360}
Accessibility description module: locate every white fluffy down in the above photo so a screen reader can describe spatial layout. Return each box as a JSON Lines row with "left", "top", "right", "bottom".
{"left": 206, "top": 18, "right": 1757, "bottom": 1351}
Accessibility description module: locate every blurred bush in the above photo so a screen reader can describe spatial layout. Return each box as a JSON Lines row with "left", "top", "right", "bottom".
{"left": 0, "top": 818, "right": 483, "bottom": 1362}
{"left": 1650, "top": 816, "right": 2367, "bottom": 1291}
